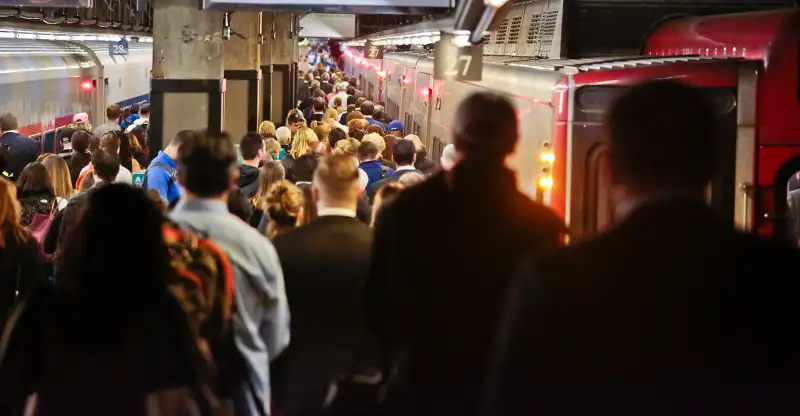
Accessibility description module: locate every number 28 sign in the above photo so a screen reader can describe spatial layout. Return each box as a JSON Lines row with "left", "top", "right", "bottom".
{"left": 109, "top": 38, "right": 129, "bottom": 56}
{"left": 434, "top": 33, "right": 482, "bottom": 81}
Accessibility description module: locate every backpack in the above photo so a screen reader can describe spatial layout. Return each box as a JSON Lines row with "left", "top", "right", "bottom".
{"left": 143, "top": 162, "right": 177, "bottom": 192}
{"left": 161, "top": 220, "right": 242, "bottom": 414}
{"left": 379, "top": 165, "right": 391, "bottom": 179}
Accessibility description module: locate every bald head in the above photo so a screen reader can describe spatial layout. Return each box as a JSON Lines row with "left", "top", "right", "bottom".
{"left": 453, "top": 92, "right": 517, "bottom": 160}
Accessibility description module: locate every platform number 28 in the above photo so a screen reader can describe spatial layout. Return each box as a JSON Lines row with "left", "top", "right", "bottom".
{"left": 113, "top": 44, "right": 127, "bottom": 54}
{"left": 443, "top": 55, "right": 473, "bottom": 77}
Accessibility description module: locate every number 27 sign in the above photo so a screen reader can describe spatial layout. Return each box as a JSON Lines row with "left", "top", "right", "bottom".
{"left": 434, "top": 33, "right": 482, "bottom": 81}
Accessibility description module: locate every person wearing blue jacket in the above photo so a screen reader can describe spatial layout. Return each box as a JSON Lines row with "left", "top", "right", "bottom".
{"left": 143, "top": 130, "right": 191, "bottom": 205}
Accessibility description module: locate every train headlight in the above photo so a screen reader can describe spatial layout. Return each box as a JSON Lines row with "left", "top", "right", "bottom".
{"left": 540, "top": 152, "right": 555, "bottom": 163}
{"left": 538, "top": 176, "right": 553, "bottom": 189}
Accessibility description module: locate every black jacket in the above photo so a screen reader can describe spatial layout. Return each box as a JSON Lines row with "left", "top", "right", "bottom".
{"left": 0, "top": 232, "right": 45, "bottom": 334}
{"left": 366, "top": 161, "right": 565, "bottom": 415}
{"left": 45, "top": 186, "right": 101, "bottom": 259}
{"left": 273, "top": 215, "right": 374, "bottom": 415}
{"left": 486, "top": 200, "right": 800, "bottom": 416}
{"left": 237, "top": 165, "right": 260, "bottom": 199}
{"left": 0, "top": 132, "right": 39, "bottom": 180}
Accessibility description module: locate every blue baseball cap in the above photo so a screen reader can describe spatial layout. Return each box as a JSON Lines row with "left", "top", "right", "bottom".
{"left": 388, "top": 120, "right": 404, "bottom": 132}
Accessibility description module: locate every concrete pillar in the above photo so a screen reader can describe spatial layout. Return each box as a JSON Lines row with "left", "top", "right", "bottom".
{"left": 149, "top": 0, "right": 225, "bottom": 153}
{"left": 223, "top": 12, "right": 263, "bottom": 143}
{"left": 261, "top": 12, "right": 299, "bottom": 125}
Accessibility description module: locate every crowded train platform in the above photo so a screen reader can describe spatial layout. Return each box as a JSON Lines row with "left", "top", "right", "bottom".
{"left": 2, "top": 5, "right": 800, "bottom": 415}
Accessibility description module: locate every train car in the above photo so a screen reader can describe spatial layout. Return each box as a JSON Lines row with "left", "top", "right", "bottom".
{"left": 0, "top": 36, "right": 152, "bottom": 153}
{"left": 644, "top": 9, "right": 800, "bottom": 241}
{"left": 342, "top": 12, "right": 794, "bottom": 241}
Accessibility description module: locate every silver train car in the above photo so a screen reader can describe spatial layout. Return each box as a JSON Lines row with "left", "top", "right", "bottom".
{"left": 0, "top": 37, "right": 152, "bottom": 152}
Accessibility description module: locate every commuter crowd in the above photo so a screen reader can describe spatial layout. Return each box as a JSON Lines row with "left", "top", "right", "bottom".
{"left": 0, "top": 56, "right": 797, "bottom": 416}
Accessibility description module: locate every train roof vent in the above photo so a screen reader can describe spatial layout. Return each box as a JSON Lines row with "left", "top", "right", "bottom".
{"left": 507, "top": 16, "right": 523, "bottom": 44}
{"left": 496, "top": 18, "right": 510, "bottom": 44}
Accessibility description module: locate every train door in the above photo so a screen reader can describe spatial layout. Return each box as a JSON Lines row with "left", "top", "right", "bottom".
{"left": 427, "top": 79, "right": 446, "bottom": 152}
{"left": 568, "top": 84, "right": 738, "bottom": 240}
{"left": 413, "top": 71, "right": 433, "bottom": 139}
{"left": 761, "top": 148, "right": 800, "bottom": 245}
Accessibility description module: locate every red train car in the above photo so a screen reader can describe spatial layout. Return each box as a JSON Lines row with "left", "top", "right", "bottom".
{"left": 645, "top": 9, "right": 800, "bottom": 240}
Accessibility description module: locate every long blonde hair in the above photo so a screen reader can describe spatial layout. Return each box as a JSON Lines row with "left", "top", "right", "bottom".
{"left": 0, "top": 179, "right": 30, "bottom": 248}
{"left": 41, "top": 155, "right": 75, "bottom": 200}
{"left": 291, "top": 127, "right": 318, "bottom": 159}
{"left": 265, "top": 180, "right": 303, "bottom": 239}
{"left": 253, "top": 161, "right": 286, "bottom": 211}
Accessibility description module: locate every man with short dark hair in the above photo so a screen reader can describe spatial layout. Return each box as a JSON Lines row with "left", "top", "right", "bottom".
{"left": 360, "top": 101, "right": 387, "bottom": 131}
{"left": 367, "top": 139, "right": 421, "bottom": 200}
{"left": 486, "top": 80, "right": 800, "bottom": 415}
{"left": 76, "top": 131, "right": 133, "bottom": 186}
{"left": 49, "top": 149, "right": 121, "bottom": 257}
{"left": 308, "top": 97, "right": 327, "bottom": 124}
{"left": 93, "top": 104, "right": 123, "bottom": 138}
{"left": 125, "top": 103, "right": 151, "bottom": 133}
{"left": 273, "top": 154, "right": 373, "bottom": 416}
{"left": 0, "top": 112, "right": 40, "bottom": 179}
{"left": 144, "top": 130, "right": 191, "bottom": 204}
{"left": 238, "top": 132, "right": 265, "bottom": 198}
{"left": 358, "top": 138, "right": 393, "bottom": 195}
{"left": 367, "top": 92, "right": 565, "bottom": 415}
{"left": 170, "top": 130, "right": 289, "bottom": 416}
{"left": 328, "top": 127, "right": 347, "bottom": 151}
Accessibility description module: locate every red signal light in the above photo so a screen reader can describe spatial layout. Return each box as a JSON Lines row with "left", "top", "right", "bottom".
{"left": 80, "top": 80, "right": 94, "bottom": 90}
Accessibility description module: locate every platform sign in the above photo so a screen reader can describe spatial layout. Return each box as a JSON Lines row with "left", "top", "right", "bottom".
{"left": 109, "top": 38, "right": 129, "bottom": 56}
{"left": 0, "top": 0, "right": 91, "bottom": 6}
{"left": 365, "top": 41, "right": 384, "bottom": 60}
{"left": 201, "top": 0, "right": 453, "bottom": 13}
{"left": 434, "top": 33, "right": 482, "bottom": 81}
{"left": 132, "top": 173, "right": 145, "bottom": 187}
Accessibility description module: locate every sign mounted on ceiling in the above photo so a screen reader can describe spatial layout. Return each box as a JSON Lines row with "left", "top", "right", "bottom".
{"left": 434, "top": 32, "right": 483, "bottom": 81}
{"left": 201, "top": 0, "right": 453, "bottom": 13}
{"left": 364, "top": 41, "right": 385, "bottom": 60}
{"left": 109, "top": 38, "right": 129, "bottom": 56}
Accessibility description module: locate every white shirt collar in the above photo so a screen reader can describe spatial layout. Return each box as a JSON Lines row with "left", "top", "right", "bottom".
{"left": 317, "top": 206, "right": 357, "bottom": 218}
{"left": 295, "top": 181, "right": 312, "bottom": 186}
{"left": 2, "top": 130, "right": 18, "bottom": 135}
{"left": 396, "top": 165, "right": 415, "bottom": 172}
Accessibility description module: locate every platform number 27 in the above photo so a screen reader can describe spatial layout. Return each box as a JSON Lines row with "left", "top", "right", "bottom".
{"left": 367, "top": 48, "right": 380, "bottom": 58}
{"left": 113, "top": 44, "right": 126, "bottom": 54}
{"left": 443, "top": 55, "right": 472, "bottom": 77}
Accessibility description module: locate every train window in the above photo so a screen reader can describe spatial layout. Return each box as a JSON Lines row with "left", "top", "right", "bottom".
{"left": 701, "top": 89, "right": 737, "bottom": 115}
{"left": 575, "top": 86, "right": 627, "bottom": 114}
{"left": 405, "top": 113, "right": 412, "bottom": 131}
{"left": 431, "top": 137, "right": 441, "bottom": 164}
{"left": 368, "top": 83, "right": 375, "bottom": 101}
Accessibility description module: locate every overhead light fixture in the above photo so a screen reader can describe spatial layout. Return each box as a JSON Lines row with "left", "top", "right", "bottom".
{"left": 0, "top": 32, "right": 14, "bottom": 39}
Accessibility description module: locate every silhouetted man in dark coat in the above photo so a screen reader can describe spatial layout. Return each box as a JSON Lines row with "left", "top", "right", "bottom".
{"left": 485, "top": 80, "right": 800, "bottom": 416}
{"left": 367, "top": 92, "right": 565, "bottom": 416}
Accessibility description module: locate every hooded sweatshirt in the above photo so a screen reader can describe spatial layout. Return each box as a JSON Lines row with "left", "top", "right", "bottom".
{"left": 238, "top": 164, "right": 260, "bottom": 199}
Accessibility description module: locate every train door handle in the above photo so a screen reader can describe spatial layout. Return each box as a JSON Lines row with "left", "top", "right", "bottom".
{"left": 740, "top": 182, "right": 753, "bottom": 229}
{"left": 435, "top": 97, "right": 442, "bottom": 110}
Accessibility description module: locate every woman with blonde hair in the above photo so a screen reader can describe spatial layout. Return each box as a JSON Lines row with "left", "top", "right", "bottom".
{"left": 252, "top": 161, "right": 286, "bottom": 230}
{"left": 291, "top": 127, "right": 318, "bottom": 160}
{"left": 311, "top": 121, "right": 332, "bottom": 155}
{"left": 264, "top": 180, "right": 303, "bottom": 239}
{"left": 41, "top": 155, "right": 74, "bottom": 209}
{"left": 36, "top": 153, "right": 53, "bottom": 163}
{"left": 258, "top": 120, "right": 277, "bottom": 139}
{"left": 347, "top": 118, "right": 369, "bottom": 132}
{"left": 0, "top": 178, "right": 45, "bottom": 327}
{"left": 324, "top": 108, "right": 339, "bottom": 121}
{"left": 265, "top": 138, "right": 282, "bottom": 161}
{"left": 370, "top": 182, "right": 404, "bottom": 227}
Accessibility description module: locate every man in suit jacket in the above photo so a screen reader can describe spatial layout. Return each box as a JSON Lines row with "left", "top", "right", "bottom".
{"left": 367, "top": 139, "right": 421, "bottom": 200}
{"left": 273, "top": 155, "right": 374, "bottom": 416}
{"left": 367, "top": 92, "right": 566, "bottom": 416}
{"left": 0, "top": 113, "right": 40, "bottom": 179}
{"left": 485, "top": 80, "right": 800, "bottom": 416}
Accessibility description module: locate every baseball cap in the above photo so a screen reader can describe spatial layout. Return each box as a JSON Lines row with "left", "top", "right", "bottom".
{"left": 388, "top": 120, "right": 404, "bottom": 132}
{"left": 73, "top": 112, "right": 89, "bottom": 124}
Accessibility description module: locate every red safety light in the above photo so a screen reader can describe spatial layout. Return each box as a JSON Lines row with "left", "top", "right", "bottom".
{"left": 80, "top": 80, "right": 94, "bottom": 90}
{"left": 403, "top": 76, "right": 411, "bottom": 85}
{"left": 422, "top": 87, "right": 431, "bottom": 99}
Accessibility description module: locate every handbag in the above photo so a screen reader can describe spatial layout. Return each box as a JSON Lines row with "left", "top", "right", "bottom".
{"left": 29, "top": 199, "right": 57, "bottom": 262}
{"left": 322, "top": 347, "right": 407, "bottom": 416}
